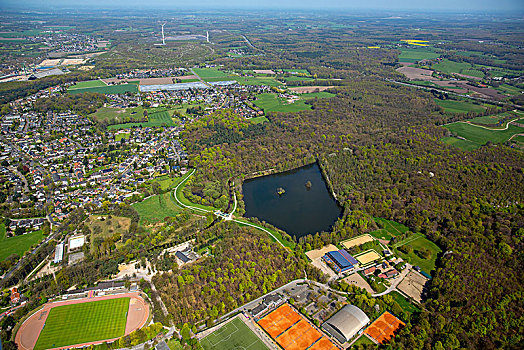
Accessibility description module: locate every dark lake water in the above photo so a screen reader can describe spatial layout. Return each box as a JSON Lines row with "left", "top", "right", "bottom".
{"left": 242, "top": 163, "right": 342, "bottom": 239}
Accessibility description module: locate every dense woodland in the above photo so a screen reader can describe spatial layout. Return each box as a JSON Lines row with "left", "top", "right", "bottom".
{"left": 182, "top": 77, "right": 523, "bottom": 348}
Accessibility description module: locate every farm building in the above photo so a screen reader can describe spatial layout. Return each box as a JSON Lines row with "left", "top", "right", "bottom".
{"left": 322, "top": 304, "right": 370, "bottom": 343}
{"left": 322, "top": 250, "right": 358, "bottom": 273}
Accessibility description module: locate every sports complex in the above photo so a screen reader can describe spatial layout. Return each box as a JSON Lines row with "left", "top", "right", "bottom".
{"left": 15, "top": 292, "right": 149, "bottom": 350}
{"left": 257, "top": 304, "right": 337, "bottom": 350}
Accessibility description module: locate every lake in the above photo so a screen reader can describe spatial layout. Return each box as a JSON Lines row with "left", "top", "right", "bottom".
{"left": 242, "top": 163, "right": 342, "bottom": 239}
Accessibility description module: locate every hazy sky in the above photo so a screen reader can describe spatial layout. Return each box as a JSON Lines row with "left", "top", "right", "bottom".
{"left": 2, "top": 0, "right": 523, "bottom": 12}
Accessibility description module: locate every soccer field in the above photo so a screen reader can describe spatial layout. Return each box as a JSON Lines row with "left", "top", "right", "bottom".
{"left": 200, "top": 317, "right": 268, "bottom": 350}
{"left": 34, "top": 297, "right": 130, "bottom": 350}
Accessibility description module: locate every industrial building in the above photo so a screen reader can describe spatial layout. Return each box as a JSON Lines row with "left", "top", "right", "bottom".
{"left": 322, "top": 249, "right": 358, "bottom": 273}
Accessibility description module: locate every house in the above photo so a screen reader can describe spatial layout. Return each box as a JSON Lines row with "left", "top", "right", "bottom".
{"left": 10, "top": 287, "right": 20, "bottom": 304}
{"left": 363, "top": 266, "right": 376, "bottom": 276}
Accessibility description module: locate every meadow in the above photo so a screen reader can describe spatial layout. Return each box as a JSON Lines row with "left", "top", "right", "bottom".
{"left": 434, "top": 99, "right": 487, "bottom": 114}
{"left": 68, "top": 82, "right": 139, "bottom": 95}
{"left": 107, "top": 109, "right": 176, "bottom": 130}
{"left": 34, "top": 298, "right": 129, "bottom": 350}
{"left": 368, "top": 218, "right": 410, "bottom": 241}
{"left": 254, "top": 92, "right": 334, "bottom": 113}
{"left": 0, "top": 224, "right": 44, "bottom": 261}
{"left": 443, "top": 122, "right": 523, "bottom": 149}
{"left": 133, "top": 192, "right": 182, "bottom": 224}
{"left": 432, "top": 59, "right": 485, "bottom": 79}
{"left": 398, "top": 48, "right": 440, "bottom": 63}
{"left": 389, "top": 291, "right": 421, "bottom": 315}
{"left": 192, "top": 68, "right": 231, "bottom": 81}
{"left": 68, "top": 80, "right": 107, "bottom": 90}
{"left": 393, "top": 235, "right": 442, "bottom": 274}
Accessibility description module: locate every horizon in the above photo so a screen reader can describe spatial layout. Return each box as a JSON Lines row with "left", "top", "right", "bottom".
{"left": 1, "top": 0, "right": 523, "bottom": 13}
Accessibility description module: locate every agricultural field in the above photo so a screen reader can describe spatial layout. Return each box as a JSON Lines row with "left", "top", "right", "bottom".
{"left": 235, "top": 76, "right": 283, "bottom": 87}
{"left": 132, "top": 192, "right": 182, "bottom": 224}
{"left": 90, "top": 106, "right": 148, "bottom": 123}
{"left": 432, "top": 59, "right": 485, "bottom": 79}
{"left": 398, "top": 48, "right": 440, "bottom": 63}
{"left": 393, "top": 234, "right": 442, "bottom": 274}
{"left": 200, "top": 317, "right": 267, "bottom": 350}
{"left": 495, "top": 84, "right": 523, "bottom": 96}
{"left": 467, "top": 112, "right": 517, "bottom": 126}
{"left": 0, "top": 224, "right": 44, "bottom": 261}
{"left": 443, "top": 122, "right": 524, "bottom": 150}
{"left": 441, "top": 137, "right": 479, "bottom": 151}
{"left": 434, "top": 99, "right": 487, "bottom": 114}
{"left": 0, "top": 30, "right": 43, "bottom": 38}
{"left": 192, "top": 68, "right": 231, "bottom": 81}
{"left": 254, "top": 92, "right": 334, "bottom": 113}
{"left": 34, "top": 298, "right": 129, "bottom": 350}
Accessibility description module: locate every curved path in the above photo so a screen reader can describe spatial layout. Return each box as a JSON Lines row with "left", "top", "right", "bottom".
{"left": 173, "top": 169, "right": 285, "bottom": 247}
{"left": 15, "top": 292, "right": 149, "bottom": 350}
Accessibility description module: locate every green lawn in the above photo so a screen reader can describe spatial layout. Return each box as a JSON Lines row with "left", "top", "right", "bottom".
{"left": 34, "top": 298, "right": 130, "bottom": 350}
{"left": 398, "top": 48, "right": 440, "bottom": 63}
{"left": 200, "top": 317, "right": 268, "bottom": 350}
{"left": 390, "top": 291, "right": 421, "bottom": 314}
{"left": 0, "top": 224, "right": 44, "bottom": 261}
{"left": 372, "top": 218, "right": 409, "bottom": 240}
{"left": 435, "top": 99, "right": 487, "bottom": 114}
{"left": 115, "top": 132, "right": 130, "bottom": 142}
{"left": 68, "top": 80, "right": 107, "bottom": 90}
{"left": 107, "top": 109, "right": 176, "bottom": 130}
{"left": 250, "top": 116, "right": 269, "bottom": 124}
{"left": 393, "top": 235, "right": 441, "bottom": 275}
{"left": 443, "top": 122, "right": 524, "bottom": 148}
{"left": 167, "top": 339, "right": 183, "bottom": 350}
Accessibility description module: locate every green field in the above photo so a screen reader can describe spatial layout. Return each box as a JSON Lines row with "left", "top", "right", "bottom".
{"left": 235, "top": 76, "right": 283, "bottom": 87}
{"left": 495, "top": 84, "right": 523, "bottom": 96}
{"left": 133, "top": 192, "right": 182, "bottom": 224}
{"left": 0, "top": 30, "right": 43, "bottom": 38}
{"left": 432, "top": 59, "right": 485, "bottom": 79}
{"left": 443, "top": 122, "right": 524, "bottom": 149}
{"left": 69, "top": 80, "right": 107, "bottom": 90}
{"left": 441, "top": 136, "right": 479, "bottom": 151}
{"left": 282, "top": 69, "right": 310, "bottom": 74}
{"left": 393, "top": 235, "right": 442, "bottom": 274}
{"left": 369, "top": 217, "right": 409, "bottom": 241}
{"left": 34, "top": 298, "right": 130, "bottom": 350}
{"left": 115, "top": 132, "right": 130, "bottom": 141}
{"left": 390, "top": 291, "right": 421, "bottom": 314}
{"left": 68, "top": 83, "right": 139, "bottom": 95}
{"left": 249, "top": 116, "right": 269, "bottom": 124}
{"left": 107, "top": 109, "right": 176, "bottom": 130}
{"left": 398, "top": 48, "right": 440, "bottom": 63}
{"left": 467, "top": 112, "right": 516, "bottom": 126}
{"left": 0, "top": 224, "right": 44, "bottom": 261}
{"left": 86, "top": 216, "right": 131, "bottom": 253}
{"left": 193, "top": 68, "right": 231, "bottom": 81}
{"left": 200, "top": 317, "right": 268, "bottom": 350}
{"left": 254, "top": 92, "right": 334, "bottom": 113}
{"left": 351, "top": 335, "right": 375, "bottom": 348}
{"left": 435, "top": 99, "right": 487, "bottom": 114}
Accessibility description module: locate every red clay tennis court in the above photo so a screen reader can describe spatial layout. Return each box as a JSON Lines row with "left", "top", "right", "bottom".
{"left": 257, "top": 304, "right": 337, "bottom": 350}
{"left": 364, "top": 311, "right": 405, "bottom": 344}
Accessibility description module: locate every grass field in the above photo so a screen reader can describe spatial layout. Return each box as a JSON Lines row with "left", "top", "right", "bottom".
{"left": 69, "top": 80, "right": 107, "bottom": 90}
{"left": 167, "top": 339, "right": 183, "bottom": 350}
{"left": 390, "top": 291, "right": 421, "bottom": 315}
{"left": 250, "top": 116, "right": 269, "bottom": 124}
{"left": 441, "top": 136, "right": 479, "bottom": 151}
{"left": 254, "top": 92, "right": 334, "bottom": 113}
{"left": 34, "top": 298, "right": 130, "bottom": 350}
{"left": 369, "top": 217, "right": 409, "bottom": 241}
{"left": 200, "top": 317, "right": 268, "bottom": 350}
{"left": 432, "top": 59, "right": 481, "bottom": 77}
{"left": 0, "top": 30, "right": 43, "bottom": 38}
{"left": 193, "top": 68, "right": 231, "bottom": 81}
{"left": 435, "top": 99, "right": 487, "bottom": 114}
{"left": 133, "top": 192, "right": 182, "bottom": 224}
{"left": 393, "top": 235, "right": 441, "bottom": 274}
{"left": 398, "top": 48, "right": 440, "bottom": 63}
{"left": 443, "top": 122, "right": 524, "bottom": 149}
{"left": 495, "top": 83, "right": 523, "bottom": 96}
{"left": 235, "top": 76, "right": 283, "bottom": 87}
{"left": 107, "top": 109, "right": 176, "bottom": 130}
{"left": 68, "top": 83, "right": 139, "bottom": 95}
{"left": 351, "top": 335, "right": 375, "bottom": 348}
{"left": 0, "top": 224, "right": 44, "bottom": 261}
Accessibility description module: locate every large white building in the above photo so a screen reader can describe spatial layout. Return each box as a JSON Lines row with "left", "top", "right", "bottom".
{"left": 54, "top": 243, "right": 64, "bottom": 264}
{"left": 322, "top": 304, "right": 370, "bottom": 343}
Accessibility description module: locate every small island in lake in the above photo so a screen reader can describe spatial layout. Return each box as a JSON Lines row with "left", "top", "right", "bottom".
{"left": 305, "top": 180, "right": 312, "bottom": 189}
{"left": 277, "top": 187, "right": 286, "bottom": 195}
